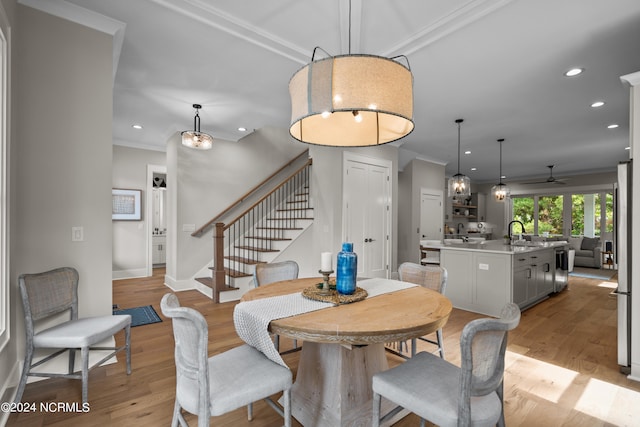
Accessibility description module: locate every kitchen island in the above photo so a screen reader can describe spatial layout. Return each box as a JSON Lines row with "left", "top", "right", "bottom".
{"left": 423, "top": 240, "right": 568, "bottom": 316}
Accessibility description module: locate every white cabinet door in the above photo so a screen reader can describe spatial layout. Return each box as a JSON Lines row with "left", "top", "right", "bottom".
{"left": 513, "top": 267, "right": 529, "bottom": 307}
{"left": 474, "top": 253, "right": 510, "bottom": 312}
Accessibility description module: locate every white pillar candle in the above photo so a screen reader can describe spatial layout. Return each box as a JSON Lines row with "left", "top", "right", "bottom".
{"left": 321, "top": 252, "right": 332, "bottom": 271}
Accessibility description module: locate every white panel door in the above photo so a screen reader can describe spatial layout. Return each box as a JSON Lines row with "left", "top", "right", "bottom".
{"left": 343, "top": 154, "right": 391, "bottom": 278}
{"left": 420, "top": 191, "right": 443, "bottom": 240}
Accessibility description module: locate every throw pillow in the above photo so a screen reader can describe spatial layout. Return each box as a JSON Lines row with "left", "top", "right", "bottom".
{"left": 581, "top": 237, "right": 600, "bottom": 251}
{"left": 568, "top": 237, "right": 582, "bottom": 250}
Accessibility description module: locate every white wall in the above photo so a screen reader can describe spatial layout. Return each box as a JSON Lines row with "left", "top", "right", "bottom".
{"left": 112, "top": 145, "right": 166, "bottom": 278}
{"left": 306, "top": 144, "right": 399, "bottom": 277}
{"left": 397, "top": 158, "right": 446, "bottom": 264}
{"left": 167, "top": 127, "right": 307, "bottom": 286}
{"left": 4, "top": 3, "right": 114, "bottom": 398}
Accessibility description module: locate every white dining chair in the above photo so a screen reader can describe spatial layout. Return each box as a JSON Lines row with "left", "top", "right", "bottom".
{"left": 253, "top": 260, "right": 300, "bottom": 352}
{"left": 161, "top": 293, "right": 292, "bottom": 427}
{"left": 373, "top": 303, "right": 521, "bottom": 427}
{"left": 397, "top": 262, "right": 447, "bottom": 358}
{"left": 15, "top": 267, "right": 132, "bottom": 405}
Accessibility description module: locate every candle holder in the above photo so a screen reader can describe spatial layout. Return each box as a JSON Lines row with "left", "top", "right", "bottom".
{"left": 318, "top": 269, "right": 334, "bottom": 296}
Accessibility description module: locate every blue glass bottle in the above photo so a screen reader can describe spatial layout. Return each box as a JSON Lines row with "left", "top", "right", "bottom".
{"left": 336, "top": 242, "right": 357, "bottom": 295}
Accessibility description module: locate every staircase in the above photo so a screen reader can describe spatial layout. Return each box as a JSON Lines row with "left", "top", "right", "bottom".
{"left": 193, "top": 154, "right": 313, "bottom": 302}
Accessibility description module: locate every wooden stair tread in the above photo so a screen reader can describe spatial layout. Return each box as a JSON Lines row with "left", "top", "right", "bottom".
{"left": 277, "top": 207, "right": 312, "bottom": 211}
{"left": 195, "top": 277, "right": 239, "bottom": 291}
{"left": 234, "top": 245, "right": 279, "bottom": 252}
{"left": 244, "top": 236, "right": 292, "bottom": 241}
{"left": 256, "top": 226, "right": 303, "bottom": 230}
{"left": 223, "top": 256, "right": 265, "bottom": 264}
{"left": 225, "top": 268, "right": 252, "bottom": 278}
{"left": 266, "top": 217, "right": 314, "bottom": 221}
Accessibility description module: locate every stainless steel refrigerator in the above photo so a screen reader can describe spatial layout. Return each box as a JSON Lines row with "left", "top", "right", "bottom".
{"left": 617, "top": 160, "right": 632, "bottom": 373}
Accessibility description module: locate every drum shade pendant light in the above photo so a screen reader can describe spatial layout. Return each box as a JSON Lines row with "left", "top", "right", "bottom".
{"left": 448, "top": 119, "right": 471, "bottom": 197}
{"left": 181, "top": 104, "right": 213, "bottom": 150}
{"left": 492, "top": 138, "right": 510, "bottom": 201}
{"left": 288, "top": 1, "right": 414, "bottom": 147}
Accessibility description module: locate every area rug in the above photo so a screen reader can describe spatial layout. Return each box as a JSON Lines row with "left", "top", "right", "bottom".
{"left": 569, "top": 267, "right": 617, "bottom": 281}
{"left": 113, "top": 305, "right": 162, "bottom": 327}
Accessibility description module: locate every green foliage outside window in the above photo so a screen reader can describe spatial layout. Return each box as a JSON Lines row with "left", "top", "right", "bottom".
{"left": 513, "top": 197, "right": 534, "bottom": 233}
{"left": 513, "top": 192, "right": 613, "bottom": 236}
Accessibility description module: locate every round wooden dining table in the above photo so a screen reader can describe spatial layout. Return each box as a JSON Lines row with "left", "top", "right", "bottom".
{"left": 241, "top": 277, "right": 453, "bottom": 427}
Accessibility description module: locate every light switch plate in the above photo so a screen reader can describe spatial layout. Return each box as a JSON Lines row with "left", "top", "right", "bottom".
{"left": 72, "top": 226, "right": 83, "bottom": 242}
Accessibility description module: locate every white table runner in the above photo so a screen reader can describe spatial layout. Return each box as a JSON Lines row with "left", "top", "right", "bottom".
{"left": 233, "top": 278, "right": 416, "bottom": 367}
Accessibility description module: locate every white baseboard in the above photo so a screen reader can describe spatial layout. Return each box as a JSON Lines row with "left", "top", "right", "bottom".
{"left": 112, "top": 268, "right": 147, "bottom": 280}
{"left": 163, "top": 274, "right": 195, "bottom": 291}
{"left": 0, "top": 359, "right": 20, "bottom": 427}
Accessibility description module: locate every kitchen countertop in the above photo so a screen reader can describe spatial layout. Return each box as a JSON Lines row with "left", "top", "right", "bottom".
{"left": 422, "top": 239, "right": 568, "bottom": 255}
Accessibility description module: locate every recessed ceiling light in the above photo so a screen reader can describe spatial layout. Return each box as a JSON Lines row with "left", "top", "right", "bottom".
{"left": 132, "top": 124, "right": 143, "bottom": 129}
{"left": 464, "top": 150, "right": 471, "bottom": 155}
{"left": 238, "top": 127, "right": 247, "bottom": 132}
{"left": 625, "top": 146, "right": 631, "bottom": 150}
{"left": 471, "top": 167, "right": 477, "bottom": 171}
{"left": 607, "top": 124, "right": 619, "bottom": 129}
{"left": 591, "top": 101, "right": 605, "bottom": 108}
{"left": 564, "top": 68, "right": 584, "bottom": 77}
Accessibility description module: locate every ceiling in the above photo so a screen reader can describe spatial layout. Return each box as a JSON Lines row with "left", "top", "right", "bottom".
{"left": 23, "top": 0, "right": 640, "bottom": 183}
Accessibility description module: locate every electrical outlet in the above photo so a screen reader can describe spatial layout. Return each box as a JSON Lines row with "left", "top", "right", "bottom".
{"left": 72, "top": 226, "right": 83, "bottom": 242}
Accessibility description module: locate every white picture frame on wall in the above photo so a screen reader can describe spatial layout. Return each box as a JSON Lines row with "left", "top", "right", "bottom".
{"left": 112, "top": 188, "right": 142, "bottom": 220}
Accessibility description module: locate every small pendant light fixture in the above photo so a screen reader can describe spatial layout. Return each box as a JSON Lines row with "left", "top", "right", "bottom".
{"left": 181, "top": 104, "right": 213, "bottom": 150}
{"left": 448, "top": 119, "right": 471, "bottom": 197}
{"left": 492, "top": 138, "right": 510, "bottom": 201}
{"left": 288, "top": 1, "right": 414, "bottom": 147}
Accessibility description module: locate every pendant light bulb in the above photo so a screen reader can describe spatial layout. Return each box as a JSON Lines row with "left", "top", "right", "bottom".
{"left": 448, "top": 119, "right": 471, "bottom": 197}
{"left": 492, "top": 138, "right": 510, "bottom": 202}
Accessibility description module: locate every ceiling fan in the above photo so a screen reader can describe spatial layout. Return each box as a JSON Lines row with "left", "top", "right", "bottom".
{"left": 523, "top": 165, "right": 567, "bottom": 185}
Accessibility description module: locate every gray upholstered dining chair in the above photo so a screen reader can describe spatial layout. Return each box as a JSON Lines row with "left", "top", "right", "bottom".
{"left": 160, "top": 293, "right": 292, "bottom": 427}
{"left": 397, "top": 262, "right": 448, "bottom": 358}
{"left": 15, "top": 267, "right": 131, "bottom": 405}
{"left": 373, "top": 303, "right": 521, "bottom": 427}
{"left": 253, "top": 260, "right": 300, "bottom": 352}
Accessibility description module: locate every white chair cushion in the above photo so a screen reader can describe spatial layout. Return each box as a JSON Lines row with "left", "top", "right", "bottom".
{"left": 177, "top": 344, "right": 292, "bottom": 416}
{"left": 33, "top": 315, "right": 131, "bottom": 348}
{"left": 373, "top": 351, "right": 501, "bottom": 427}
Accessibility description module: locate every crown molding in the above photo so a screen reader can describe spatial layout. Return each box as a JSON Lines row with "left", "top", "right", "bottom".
{"left": 621, "top": 71, "right": 640, "bottom": 87}
{"left": 150, "top": 0, "right": 310, "bottom": 65}
{"left": 18, "top": 0, "right": 125, "bottom": 81}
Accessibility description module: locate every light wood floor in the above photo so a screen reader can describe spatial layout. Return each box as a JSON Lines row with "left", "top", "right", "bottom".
{"left": 8, "top": 268, "right": 640, "bottom": 426}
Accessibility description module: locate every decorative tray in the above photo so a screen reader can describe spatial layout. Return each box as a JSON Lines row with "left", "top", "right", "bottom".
{"left": 302, "top": 285, "right": 368, "bottom": 305}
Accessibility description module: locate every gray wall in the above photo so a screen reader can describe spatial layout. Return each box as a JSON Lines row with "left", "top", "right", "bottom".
{"left": 112, "top": 145, "right": 166, "bottom": 278}
{"left": 3, "top": 2, "right": 114, "bottom": 399}
{"left": 398, "top": 159, "right": 446, "bottom": 264}
{"left": 168, "top": 127, "right": 307, "bottom": 285}
{"left": 306, "top": 144, "right": 399, "bottom": 277}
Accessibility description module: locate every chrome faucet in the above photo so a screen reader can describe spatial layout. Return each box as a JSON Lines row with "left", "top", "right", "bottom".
{"left": 508, "top": 220, "right": 526, "bottom": 240}
{"left": 457, "top": 223, "right": 465, "bottom": 235}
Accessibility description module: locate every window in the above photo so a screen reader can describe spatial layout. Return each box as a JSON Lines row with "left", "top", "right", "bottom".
{"left": 538, "top": 195, "right": 564, "bottom": 235}
{"left": 0, "top": 5, "right": 8, "bottom": 351}
{"left": 512, "top": 191, "right": 613, "bottom": 239}
{"left": 512, "top": 196, "right": 534, "bottom": 233}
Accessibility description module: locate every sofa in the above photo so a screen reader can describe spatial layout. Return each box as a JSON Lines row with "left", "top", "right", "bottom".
{"left": 525, "top": 235, "right": 601, "bottom": 268}
{"left": 567, "top": 236, "right": 601, "bottom": 268}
